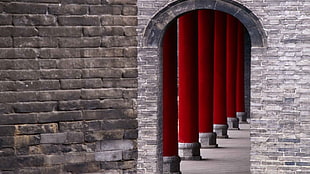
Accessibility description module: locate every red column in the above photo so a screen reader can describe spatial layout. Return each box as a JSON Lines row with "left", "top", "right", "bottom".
{"left": 236, "top": 21, "right": 247, "bottom": 123}
{"left": 226, "top": 14, "right": 239, "bottom": 129}
{"left": 213, "top": 11, "right": 228, "bottom": 138}
{"left": 198, "top": 10, "right": 217, "bottom": 147}
{"left": 162, "top": 20, "right": 181, "bottom": 173}
{"left": 163, "top": 20, "right": 178, "bottom": 157}
{"left": 178, "top": 11, "right": 201, "bottom": 160}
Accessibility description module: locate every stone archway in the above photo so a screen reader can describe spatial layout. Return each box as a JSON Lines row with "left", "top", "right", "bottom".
{"left": 137, "top": 0, "right": 267, "bottom": 173}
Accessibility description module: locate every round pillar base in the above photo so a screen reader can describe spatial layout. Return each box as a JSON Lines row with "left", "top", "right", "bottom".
{"left": 199, "top": 132, "right": 218, "bottom": 148}
{"left": 237, "top": 112, "right": 248, "bottom": 123}
{"left": 227, "top": 117, "right": 240, "bottom": 130}
{"left": 213, "top": 124, "right": 228, "bottom": 138}
{"left": 178, "top": 142, "right": 202, "bottom": 160}
{"left": 163, "top": 156, "right": 181, "bottom": 174}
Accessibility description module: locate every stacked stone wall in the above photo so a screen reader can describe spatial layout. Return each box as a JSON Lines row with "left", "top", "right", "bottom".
{"left": 0, "top": 0, "right": 138, "bottom": 173}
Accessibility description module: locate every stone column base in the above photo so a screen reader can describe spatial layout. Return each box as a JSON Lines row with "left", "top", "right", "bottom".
{"left": 213, "top": 124, "right": 228, "bottom": 138}
{"left": 178, "top": 142, "right": 201, "bottom": 160}
{"left": 237, "top": 112, "right": 248, "bottom": 123}
{"left": 199, "top": 132, "right": 218, "bottom": 148}
{"left": 227, "top": 117, "right": 240, "bottom": 130}
{"left": 163, "top": 156, "right": 181, "bottom": 174}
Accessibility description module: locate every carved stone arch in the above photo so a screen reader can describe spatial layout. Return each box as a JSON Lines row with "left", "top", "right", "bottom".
{"left": 143, "top": 0, "right": 266, "bottom": 48}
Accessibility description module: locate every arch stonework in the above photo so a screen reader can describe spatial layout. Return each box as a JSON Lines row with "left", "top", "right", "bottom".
{"left": 137, "top": 0, "right": 266, "bottom": 173}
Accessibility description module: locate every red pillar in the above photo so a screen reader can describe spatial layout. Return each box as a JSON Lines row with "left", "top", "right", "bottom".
{"left": 226, "top": 14, "right": 239, "bottom": 129}
{"left": 198, "top": 10, "right": 217, "bottom": 147}
{"left": 162, "top": 20, "right": 181, "bottom": 173}
{"left": 178, "top": 11, "right": 201, "bottom": 160}
{"left": 213, "top": 11, "right": 228, "bottom": 138}
{"left": 236, "top": 21, "right": 247, "bottom": 123}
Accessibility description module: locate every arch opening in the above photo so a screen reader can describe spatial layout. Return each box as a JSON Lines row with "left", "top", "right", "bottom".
{"left": 137, "top": 1, "right": 266, "bottom": 173}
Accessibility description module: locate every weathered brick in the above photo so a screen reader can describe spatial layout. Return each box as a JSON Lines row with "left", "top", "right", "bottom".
{"left": 102, "top": 79, "right": 137, "bottom": 88}
{"left": 101, "top": 119, "right": 138, "bottom": 130}
{"left": 0, "top": 60, "right": 39, "bottom": 70}
{"left": 0, "top": 136, "right": 14, "bottom": 148}
{"left": 59, "top": 37, "right": 101, "bottom": 48}
{"left": 82, "top": 49, "right": 124, "bottom": 58}
{"left": 0, "top": 70, "right": 40, "bottom": 80}
{"left": 102, "top": 36, "right": 137, "bottom": 47}
{"left": 82, "top": 69, "right": 123, "bottom": 78}
{"left": 0, "top": 48, "right": 37, "bottom": 59}
{"left": 0, "top": 125, "right": 16, "bottom": 136}
{"left": 4, "top": 3, "right": 47, "bottom": 14}
{"left": 0, "top": 14, "right": 12, "bottom": 25}
{"left": 103, "top": 0, "right": 136, "bottom": 5}
{"left": 64, "top": 162, "right": 101, "bottom": 173}
{"left": 38, "top": 26, "right": 82, "bottom": 37}
{"left": 13, "top": 15, "right": 56, "bottom": 26}
{"left": 59, "top": 120, "right": 100, "bottom": 132}
{"left": 61, "top": 0, "right": 101, "bottom": 4}
{"left": 95, "top": 151, "right": 122, "bottom": 162}
{"left": 67, "top": 132, "right": 84, "bottom": 144}
{"left": 81, "top": 89, "right": 123, "bottom": 99}
{"left": 82, "top": 109, "right": 134, "bottom": 120}
{"left": 40, "top": 69, "right": 82, "bottom": 79}
{"left": 60, "top": 79, "right": 104, "bottom": 89}
{"left": 49, "top": 4, "right": 88, "bottom": 15}
{"left": 14, "top": 37, "right": 58, "bottom": 48}
{"left": 39, "top": 59, "right": 57, "bottom": 69}
{"left": 122, "top": 6, "right": 137, "bottom": 15}
{"left": 37, "top": 111, "right": 82, "bottom": 123}
{"left": 122, "top": 69, "right": 138, "bottom": 78}
{"left": 13, "top": 102, "right": 57, "bottom": 113}
{"left": 14, "top": 135, "right": 41, "bottom": 147}
{"left": 41, "top": 133, "right": 67, "bottom": 144}
{"left": 89, "top": 5, "right": 122, "bottom": 15}
{"left": 101, "top": 99, "right": 133, "bottom": 109}
{"left": 58, "top": 16, "right": 100, "bottom": 26}
{"left": 37, "top": 90, "right": 81, "bottom": 101}
{"left": 0, "top": 37, "right": 12, "bottom": 47}
{"left": 85, "top": 130, "right": 124, "bottom": 142}
{"left": 39, "top": 48, "right": 81, "bottom": 58}
{"left": 15, "top": 123, "right": 58, "bottom": 135}
{"left": 58, "top": 99, "right": 101, "bottom": 111}
{"left": 0, "top": 113, "right": 37, "bottom": 125}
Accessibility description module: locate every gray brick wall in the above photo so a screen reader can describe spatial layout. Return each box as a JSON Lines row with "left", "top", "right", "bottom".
{"left": 137, "top": 0, "right": 310, "bottom": 173}
{"left": 0, "top": 1, "right": 138, "bottom": 173}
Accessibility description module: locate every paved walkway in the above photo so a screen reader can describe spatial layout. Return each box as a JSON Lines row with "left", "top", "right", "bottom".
{"left": 181, "top": 123, "right": 250, "bottom": 174}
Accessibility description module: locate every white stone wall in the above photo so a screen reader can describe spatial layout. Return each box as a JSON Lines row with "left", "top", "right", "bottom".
{"left": 137, "top": 0, "right": 310, "bottom": 173}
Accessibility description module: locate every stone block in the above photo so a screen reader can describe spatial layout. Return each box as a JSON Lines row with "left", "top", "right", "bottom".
{"left": 13, "top": 15, "right": 56, "bottom": 26}
{"left": 4, "top": 3, "right": 47, "bottom": 14}
{"left": 38, "top": 26, "right": 82, "bottom": 37}
{"left": 15, "top": 123, "right": 58, "bottom": 135}
{"left": 14, "top": 37, "right": 58, "bottom": 48}
{"left": 89, "top": 6, "right": 122, "bottom": 15}
{"left": 122, "top": 6, "right": 137, "bottom": 15}
{"left": 99, "top": 140, "right": 135, "bottom": 151}
{"left": 0, "top": 136, "right": 14, "bottom": 148}
{"left": 58, "top": 16, "right": 100, "bottom": 26}
{"left": 13, "top": 102, "right": 57, "bottom": 113}
{"left": 40, "top": 133, "right": 67, "bottom": 144}
{"left": 49, "top": 4, "right": 88, "bottom": 15}
{"left": 0, "top": 37, "right": 12, "bottom": 47}
{"left": 67, "top": 132, "right": 84, "bottom": 144}
{"left": 95, "top": 151, "right": 122, "bottom": 162}
{"left": 64, "top": 162, "right": 100, "bottom": 173}
{"left": 0, "top": 14, "right": 12, "bottom": 25}
{"left": 0, "top": 126, "right": 15, "bottom": 136}
{"left": 58, "top": 37, "right": 101, "bottom": 48}
{"left": 85, "top": 130, "right": 124, "bottom": 142}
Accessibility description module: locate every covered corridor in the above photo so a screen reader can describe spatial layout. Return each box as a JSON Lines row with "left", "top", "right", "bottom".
{"left": 181, "top": 123, "right": 250, "bottom": 174}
